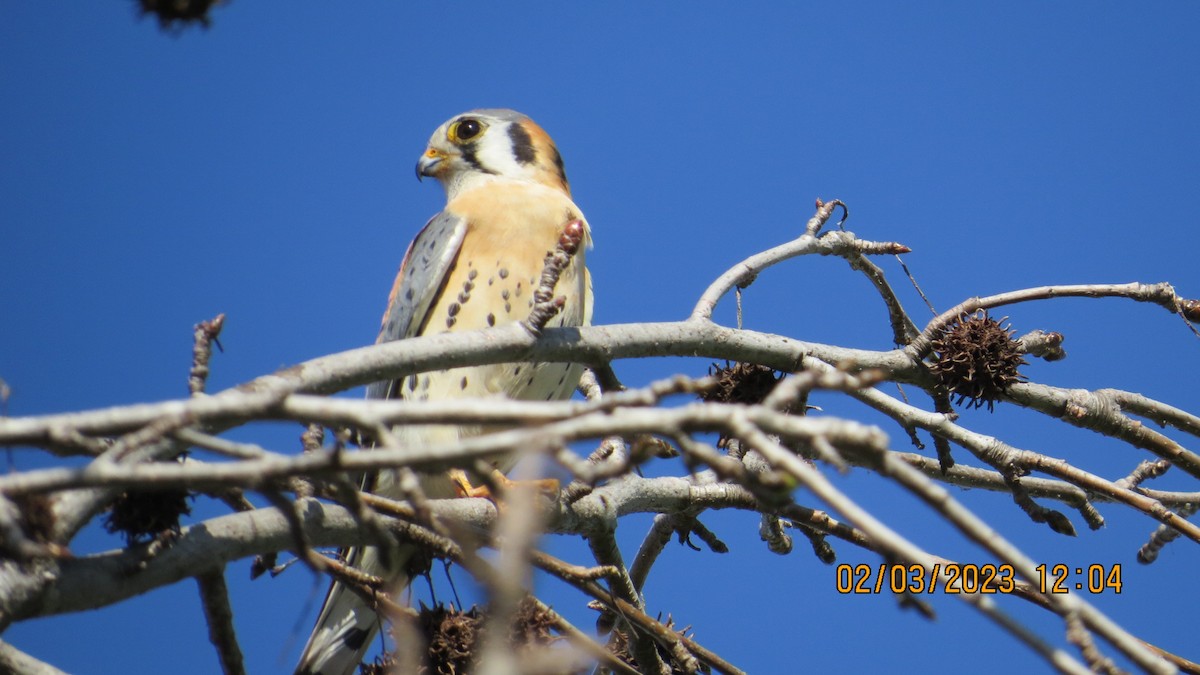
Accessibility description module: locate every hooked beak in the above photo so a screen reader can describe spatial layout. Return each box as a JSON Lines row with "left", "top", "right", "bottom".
{"left": 416, "top": 148, "right": 447, "bottom": 181}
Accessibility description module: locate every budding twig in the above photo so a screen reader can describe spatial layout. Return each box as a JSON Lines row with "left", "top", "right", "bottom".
{"left": 189, "top": 313, "right": 225, "bottom": 397}
{"left": 522, "top": 219, "right": 586, "bottom": 336}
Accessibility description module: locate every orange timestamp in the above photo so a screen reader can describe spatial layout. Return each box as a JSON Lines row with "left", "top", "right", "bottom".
{"left": 1036, "top": 563, "right": 1123, "bottom": 594}
{"left": 836, "top": 563, "right": 1018, "bottom": 594}
{"left": 834, "top": 563, "right": 1123, "bottom": 595}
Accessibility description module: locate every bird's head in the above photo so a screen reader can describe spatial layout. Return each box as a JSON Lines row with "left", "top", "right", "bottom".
{"left": 417, "top": 109, "right": 571, "bottom": 198}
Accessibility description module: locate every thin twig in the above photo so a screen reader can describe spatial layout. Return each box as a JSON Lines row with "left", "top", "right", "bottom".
{"left": 189, "top": 314, "right": 226, "bottom": 397}
{"left": 532, "top": 550, "right": 743, "bottom": 675}
{"left": 196, "top": 567, "right": 246, "bottom": 675}
{"left": 907, "top": 282, "right": 1191, "bottom": 360}
{"left": 525, "top": 596, "right": 641, "bottom": 675}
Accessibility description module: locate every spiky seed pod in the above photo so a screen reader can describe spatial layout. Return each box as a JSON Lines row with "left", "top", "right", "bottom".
{"left": 608, "top": 615, "right": 696, "bottom": 674}
{"left": 138, "top": 0, "right": 224, "bottom": 28}
{"left": 510, "top": 599, "right": 558, "bottom": 647}
{"left": 364, "top": 600, "right": 576, "bottom": 675}
{"left": 701, "top": 361, "right": 781, "bottom": 406}
{"left": 359, "top": 653, "right": 397, "bottom": 675}
{"left": 425, "top": 606, "right": 480, "bottom": 675}
{"left": 701, "top": 362, "right": 783, "bottom": 449}
{"left": 103, "top": 488, "right": 192, "bottom": 545}
{"left": 929, "top": 311, "right": 1027, "bottom": 411}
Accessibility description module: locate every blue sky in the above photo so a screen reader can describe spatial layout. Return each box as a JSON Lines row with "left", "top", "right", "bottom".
{"left": 3, "top": 3, "right": 1199, "bottom": 673}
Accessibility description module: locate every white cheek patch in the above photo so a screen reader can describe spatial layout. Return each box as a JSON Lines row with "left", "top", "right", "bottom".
{"left": 475, "top": 127, "right": 534, "bottom": 180}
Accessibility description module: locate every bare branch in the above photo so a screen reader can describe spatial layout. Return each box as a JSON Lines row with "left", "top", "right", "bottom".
{"left": 907, "top": 282, "right": 1191, "bottom": 360}
{"left": 1007, "top": 382, "right": 1200, "bottom": 480}
{"left": 189, "top": 313, "right": 226, "bottom": 397}
{"left": 0, "top": 322, "right": 910, "bottom": 448}
{"left": 196, "top": 568, "right": 245, "bottom": 675}
{"left": 3, "top": 199, "right": 1197, "bottom": 675}
{"left": 0, "top": 641, "right": 69, "bottom": 675}
{"left": 690, "top": 226, "right": 908, "bottom": 322}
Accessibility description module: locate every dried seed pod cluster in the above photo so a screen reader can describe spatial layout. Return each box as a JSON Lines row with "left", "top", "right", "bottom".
{"left": 701, "top": 361, "right": 781, "bottom": 406}
{"left": 103, "top": 488, "right": 192, "bottom": 545}
{"left": 363, "top": 601, "right": 568, "bottom": 675}
{"left": 929, "top": 311, "right": 1027, "bottom": 410}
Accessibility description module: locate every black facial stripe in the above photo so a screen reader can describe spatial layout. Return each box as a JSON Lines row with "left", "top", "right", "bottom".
{"left": 459, "top": 143, "right": 496, "bottom": 174}
{"left": 551, "top": 146, "right": 568, "bottom": 184}
{"left": 507, "top": 123, "right": 537, "bottom": 165}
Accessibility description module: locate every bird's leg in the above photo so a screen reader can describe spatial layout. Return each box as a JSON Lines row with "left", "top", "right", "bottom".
{"left": 448, "top": 468, "right": 559, "bottom": 501}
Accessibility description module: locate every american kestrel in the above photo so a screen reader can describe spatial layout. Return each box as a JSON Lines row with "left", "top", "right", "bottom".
{"left": 295, "top": 109, "right": 593, "bottom": 675}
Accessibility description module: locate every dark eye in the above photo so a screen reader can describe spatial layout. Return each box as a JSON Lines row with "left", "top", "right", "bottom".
{"left": 450, "top": 118, "right": 484, "bottom": 143}
{"left": 458, "top": 119, "right": 481, "bottom": 139}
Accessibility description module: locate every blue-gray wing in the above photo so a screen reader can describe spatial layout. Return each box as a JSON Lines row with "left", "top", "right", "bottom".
{"left": 366, "top": 210, "right": 468, "bottom": 401}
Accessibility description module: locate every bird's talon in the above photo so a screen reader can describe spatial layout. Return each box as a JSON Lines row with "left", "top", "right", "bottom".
{"left": 448, "top": 468, "right": 560, "bottom": 503}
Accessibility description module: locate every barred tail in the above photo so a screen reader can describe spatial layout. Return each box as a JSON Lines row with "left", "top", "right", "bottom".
{"left": 294, "top": 546, "right": 411, "bottom": 675}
